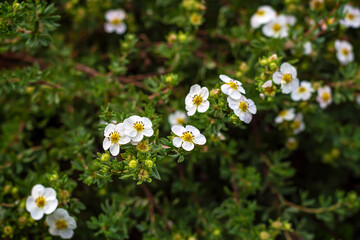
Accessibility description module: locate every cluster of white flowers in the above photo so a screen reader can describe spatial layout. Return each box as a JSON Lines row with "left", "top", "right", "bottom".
{"left": 26, "top": 184, "right": 76, "bottom": 239}
{"left": 275, "top": 109, "right": 305, "bottom": 135}
{"left": 104, "top": 9, "right": 127, "bottom": 35}
{"left": 251, "top": 5, "right": 296, "bottom": 38}
{"left": 103, "top": 115, "right": 154, "bottom": 156}
{"left": 220, "top": 75, "right": 257, "bottom": 124}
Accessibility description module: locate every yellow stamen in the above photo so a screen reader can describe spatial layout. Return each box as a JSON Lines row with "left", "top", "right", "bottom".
{"left": 35, "top": 196, "right": 46, "bottom": 208}
{"left": 272, "top": 23, "right": 281, "bottom": 32}
{"left": 55, "top": 219, "right": 68, "bottom": 230}
{"left": 298, "top": 86, "right": 307, "bottom": 93}
{"left": 322, "top": 92, "right": 330, "bottom": 101}
{"left": 176, "top": 118, "right": 184, "bottom": 125}
{"left": 292, "top": 121, "right": 301, "bottom": 129}
{"left": 192, "top": 95, "right": 203, "bottom": 106}
{"left": 342, "top": 48, "right": 349, "bottom": 56}
{"left": 279, "top": 110, "right": 288, "bottom": 117}
{"left": 182, "top": 131, "right": 194, "bottom": 142}
{"left": 239, "top": 101, "right": 248, "bottom": 112}
{"left": 256, "top": 10, "right": 265, "bottom": 16}
{"left": 111, "top": 18, "right": 121, "bottom": 25}
{"left": 228, "top": 81, "right": 238, "bottom": 90}
{"left": 134, "top": 122, "right": 144, "bottom": 132}
{"left": 346, "top": 13, "right": 355, "bottom": 21}
{"left": 282, "top": 73, "right": 292, "bottom": 84}
{"left": 110, "top": 132, "right": 120, "bottom": 143}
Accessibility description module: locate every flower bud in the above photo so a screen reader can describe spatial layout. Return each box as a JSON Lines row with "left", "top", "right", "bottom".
{"left": 101, "top": 153, "right": 110, "bottom": 162}
{"left": 167, "top": 33, "right": 177, "bottom": 43}
{"left": 259, "top": 231, "right": 270, "bottom": 240}
{"left": 210, "top": 88, "right": 220, "bottom": 97}
{"left": 269, "top": 62, "right": 278, "bottom": 71}
{"left": 230, "top": 115, "right": 238, "bottom": 123}
{"left": 145, "top": 160, "right": 154, "bottom": 168}
{"left": 129, "top": 160, "right": 138, "bottom": 168}
{"left": 138, "top": 169, "right": 149, "bottom": 181}
{"left": 260, "top": 59, "right": 268, "bottom": 66}
{"left": 272, "top": 221, "right": 282, "bottom": 229}
{"left": 3, "top": 225, "right": 13, "bottom": 236}
{"left": 283, "top": 222, "right": 292, "bottom": 230}
{"left": 165, "top": 75, "right": 173, "bottom": 83}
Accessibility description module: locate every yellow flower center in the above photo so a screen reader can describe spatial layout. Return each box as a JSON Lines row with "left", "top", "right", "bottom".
{"left": 192, "top": 95, "right": 203, "bottom": 106}
{"left": 239, "top": 101, "right": 248, "bottom": 112}
{"left": 111, "top": 18, "right": 122, "bottom": 25}
{"left": 228, "top": 81, "right": 238, "bottom": 90}
{"left": 182, "top": 131, "right": 194, "bottom": 142}
{"left": 264, "top": 86, "right": 276, "bottom": 95}
{"left": 279, "top": 110, "right": 288, "bottom": 117}
{"left": 342, "top": 48, "right": 349, "bottom": 56}
{"left": 298, "top": 86, "right": 307, "bottom": 93}
{"left": 35, "top": 196, "right": 46, "bottom": 208}
{"left": 134, "top": 122, "right": 144, "bottom": 132}
{"left": 282, "top": 73, "right": 292, "bottom": 84}
{"left": 256, "top": 10, "right": 265, "bottom": 16}
{"left": 272, "top": 23, "right": 282, "bottom": 32}
{"left": 292, "top": 121, "right": 301, "bottom": 129}
{"left": 110, "top": 132, "right": 120, "bottom": 143}
{"left": 346, "top": 13, "right": 355, "bottom": 21}
{"left": 322, "top": 92, "right": 330, "bottom": 101}
{"left": 55, "top": 219, "right": 68, "bottom": 230}
{"left": 176, "top": 118, "right": 184, "bottom": 124}
{"left": 137, "top": 141, "right": 150, "bottom": 152}
{"left": 313, "top": 0, "right": 323, "bottom": 10}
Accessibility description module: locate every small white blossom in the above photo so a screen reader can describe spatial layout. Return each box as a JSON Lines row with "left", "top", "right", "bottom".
{"left": 340, "top": 4, "right": 360, "bottom": 28}
{"left": 168, "top": 111, "right": 187, "bottom": 126}
{"left": 290, "top": 81, "right": 314, "bottom": 101}
{"left": 185, "top": 84, "right": 210, "bottom": 116}
{"left": 46, "top": 208, "right": 77, "bottom": 239}
{"left": 104, "top": 9, "right": 127, "bottom": 35}
{"left": 275, "top": 108, "right": 295, "bottom": 124}
{"left": 219, "top": 74, "right": 246, "bottom": 100}
{"left": 316, "top": 86, "right": 332, "bottom": 109}
{"left": 217, "top": 132, "right": 226, "bottom": 141}
{"left": 123, "top": 116, "right": 154, "bottom": 142}
{"left": 227, "top": 96, "right": 257, "bottom": 124}
{"left": 103, "top": 123, "right": 131, "bottom": 156}
{"left": 335, "top": 40, "right": 354, "bottom": 65}
{"left": 26, "top": 184, "right": 58, "bottom": 220}
{"left": 262, "top": 16, "right": 289, "bottom": 38}
{"left": 171, "top": 125, "right": 206, "bottom": 151}
{"left": 250, "top": 5, "right": 277, "bottom": 29}
{"left": 292, "top": 113, "right": 305, "bottom": 135}
{"left": 272, "top": 62, "right": 299, "bottom": 94}
{"left": 279, "top": 14, "right": 296, "bottom": 26}
{"left": 262, "top": 80, "right": 276, "bottom": 96}
{"left": 304, "top": 41, "right": 312, "bottom": 55}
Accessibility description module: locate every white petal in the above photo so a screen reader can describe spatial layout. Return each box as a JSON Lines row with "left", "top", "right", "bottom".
{"left": 182, "top": 141, "right": 195, "bottom": 151}
{"left": 109, "top": 144, "right": 120, "bottom": 156}
{"left": 291, "top": 91, "right": 301, "bottom": 101}
{"left": 115, "top": 23, "right": 127, "bottom": 35}
{"left": 243, "top": 112, "right": 253, "bottom": 124}
{"left": 172, "top": 137, "right": 183, "bottom": 148}
{"left": 59, "top": 229, "right": 74, "bottom": 239}
{"left": 193, "top": 134, "right": 206, "bottom": 145}
{"left": 238, "top": 85, "right": 246, "bottom": 94}
{"left": 103, "top": 138, "right": 111, "bottom": 150}
{"left": 172, "top": 125, "right": 186, "bottom": 136}
{"left": 142, "top": 117, "right": 152, "bottom": 128}
{"left": 280, "top": 62, "right": 297, "bottom": 77}
{"left": 49, "top": 226, "right": 60, "bottom": 236}
{"left": 104, "top": 23, "right": 115, "bottom": 33}
{"left": 45, "top": 214, "right": 56, "bottom": 226}
{"left": 272, "top": 72, "right": 282, "bottom": 84}
{"left": 32, "top": 184, "right": 45, "bottom": 198}
{"left": 229, "top": 89, "right": 241, "bottom": 100}
{"left": 26, "top": 196, "right": 36, "bottom": 212}
{"left": 54, "top": 208, "right": 69, "bottom": 219}
{"left": 119, "top": 135, "right": 131, "bottom": 145}
{"left": 221, "top": 84, "right": 231, "bottom": 95}
{"left": 143, "top": 128, "right": 154, "bottom": 137}
{"left": 197, "top": 101, "right": 209, "bottom": 113}
{"left": 30, "top": 207, "right": 44, "bottom": 220}
{"left": 44, "top": 187, "right": 57, "bottom": 200}
{"left": 104, "top": 123, "right": 116, "bottom": 137}
{"left": 219, "top": 74, "right": 231, "bottom": 83}
{"left": 200, "top": 87, "right": 209, "bottom": 100}
{"left": 186, "top": 105, "right": 197, "bottom": 116}
{"left": 189, "top": 84, "right": 201, "bottom": 94}
{"left": 185, "top": 125, "right": 200, "bottom": 135}
{"left": 132, "top": 132, "right": 144, "bottom": 142}
{"left": 66, "top": 216, "right": 77, "bottom": 229}
{"left": 44, "top": 199, "right": 58, "bottom": 214}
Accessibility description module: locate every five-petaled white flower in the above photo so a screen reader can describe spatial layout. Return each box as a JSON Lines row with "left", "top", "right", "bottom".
{"left": 292, "top": 113, "right": 305, "bottom": 135}
{"left": 103, "top": 123, "right": 131, "bottom": 156}
{"left": 104, "top": 9, "right": 127, "bottom": 35}
{"left": 335, "top": 40, "right": 354, "bottom": 65}
{"left": 227, "top": 96, "right": 257, "bottom": 124}
{"left": 26, "top": 184, "right": 58, "bottom": 220}
{"left": 171, "top": 125, "right": 206, "bottom": 151}
{"left": 290, "top": 81, "right": 314, "bottom": 101}
{"left": 168, "top": 111, "right": 187, "bottom": 126}
{"left": 46, "top": 208, "right": 77, "bottom": 239}
{"left": 219, "top": 74, "right": 246, "bottom": 100}
{"left": 250, "top": 5, "right": 277, "bottom": 29}
{"left": 304, "top": 41, "right": 312, "bottom": 55}
{"left": 185, "top": 84, "right": 210, "bottom": 116}
{"left": 340, "top": 4, "right": 360, "bottom": 28}
{"left": 275, "top": 108, "right": 295, "bottom": 124}
{"left": 272, "top": 62, "right": 299, "bottom": 94}
{"left": 262, "top": 16, "right": 289, "bottom": 38}
{"left": 316, "top": 86, "right": 332, "bottom": 109}
{"left": 123, "top": 116, "right": 154, "bottom": 142}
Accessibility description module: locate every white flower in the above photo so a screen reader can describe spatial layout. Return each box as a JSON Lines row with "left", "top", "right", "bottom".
{"left": 185, "top": 84, "right": 210, "bottom": 116}
{"left": 335, "top": 40, "right": 354, "bottom": 65}
{"left": 171, "top": 125, "right": 206, "bottom": 151}
{"left": 340, "top": 4, "right": 360, "bottom": 28}
{"left": 104, "top": 9, "right": 127, "bottom": 35}
{"left": 316, "top": 86, "right": 332, "bottom": 109}
{"left": 250, "top": 5, "right": 277, "bottom": 29}
{"left": 290, "top": 81, "right": 314, "bottom": 101}
{"left": 217, "top": 132, "right": 226, "bottom": 141}
{"left": 278, "top": 14, "right": 296, "bottom": 26}
{"left": 26, "top": 184, "right": 58, "bottom": 220}
{"left": 272, "top": 62, "right": 299, "bottom": 94}
{"left": 227, "top": 96, "right": 257, "bottom": 124}
{"left": 219, "top": 74, "right": 246, "bottom": 100}
{"left": 262, "top": 80, "right": 276, "bottom": 96}
{"left": 123, "top": 116, "right": 154, "bottom": 142}
{"left": 103, "top": 123, "right": 131, "bottom": 156}
{"left": 275, "top": 108, "right": 295, "bottom": 124}
{"left": 304, "top": 41, "right": 312, "bottom": 55}
{"left": 292, "top": 113, "right": 305, "bottom": 135}
{"left": 46, "top": 208, "right": 77, "bottom": 239}
{"left": 262, "top": 16, "right": 289, "bottom": 38}
{"left": 168, "top": 111, "right": 187, "bottom": 126}
{"left": 356, "top": 95, "right": 360, "bottom": 105}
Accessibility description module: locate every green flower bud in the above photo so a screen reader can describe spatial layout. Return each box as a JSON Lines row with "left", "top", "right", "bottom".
{"left": 230, "top": 115, "right": 238, "bottom": 123}
{"left": 210, "top": 89, "right": 220, "bottom": 97}
{"left": 3, "top": 225, "right": 13, "bottom": 236}
{"left": 260, "top": 231, "right": 270, "bottom": 240}
{"left": 269, "top": 62, "right": 278, "bottom": 71}
{"left": 101, "top": 153, "right": 110, "bottom": 162}
{"left": 129, "top": 160, "right": 138, "bottom": 169}
{"left": 260, "top": 59, "right": 268, "bottom": 66}
{"left": 272, "top": 221, "right": 282, "bottom": 229}
{"left": 138, "top": 169, "right": 149, "bottom": 181}
{"left": 145, "top": 160, "right": 153, "bottom": 168}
